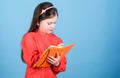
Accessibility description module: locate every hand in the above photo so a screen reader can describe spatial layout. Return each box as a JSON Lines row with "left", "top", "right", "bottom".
{"left": 47, "top": 53, "right": 60, "bottom": 66}
{"left": 57, "top": 43, "right": 64, "bottom": 48}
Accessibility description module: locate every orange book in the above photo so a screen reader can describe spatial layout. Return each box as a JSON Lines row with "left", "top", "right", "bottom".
{"left": 34, "top": 44, "right": 74, "bottom": 67}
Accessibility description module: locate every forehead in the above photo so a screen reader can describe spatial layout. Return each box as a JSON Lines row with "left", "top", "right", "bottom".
{"left": 44, "top": 15, "right": 58, "bottom": 22}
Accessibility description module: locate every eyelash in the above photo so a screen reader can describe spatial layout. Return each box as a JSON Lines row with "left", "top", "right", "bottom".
{"left": 47, "top": 22, "right": 56, "bottom": 25}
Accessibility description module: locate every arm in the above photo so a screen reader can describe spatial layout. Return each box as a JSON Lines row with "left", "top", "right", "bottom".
{"left": 51, "top": 57, "right": 67, "bottom": 74}
{"left": 49, "top": 34, "right": 66, "bottom": 73}
{"left": 47, "top": 43, "right": 67, "bottom": 74}
{"left": 21, "top": 33, "right": 39, "bottom": 68}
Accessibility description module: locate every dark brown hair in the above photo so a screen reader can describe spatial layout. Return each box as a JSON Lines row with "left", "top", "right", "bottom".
{"left": 28, "top": 2, "right": 58, "bottom": 32}
{"left": 21, "top": 2, "right": 58, "bottom": 62}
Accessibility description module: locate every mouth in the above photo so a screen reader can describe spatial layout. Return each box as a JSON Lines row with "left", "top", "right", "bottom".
{"left": 49, "top": 29, "right": 53, "bottom": 32}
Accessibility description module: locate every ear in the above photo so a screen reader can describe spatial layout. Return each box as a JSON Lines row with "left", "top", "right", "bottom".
{"left": 37, "top": 22, "right": 40, "bottom": 26}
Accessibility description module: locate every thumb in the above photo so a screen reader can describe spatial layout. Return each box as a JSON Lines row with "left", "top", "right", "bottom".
{"left": 56, "top": 52, "right": 60, "bottom": 60}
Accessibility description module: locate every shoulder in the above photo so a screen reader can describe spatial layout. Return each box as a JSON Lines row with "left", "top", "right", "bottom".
{"left": 51, "top": 33, "right": 63, "bottom": 42}
{"left": 51, "top": 33, "right": 60, "bottom": 38}
{"left": 22, "top": 32, "right": 36, "bottom": 40}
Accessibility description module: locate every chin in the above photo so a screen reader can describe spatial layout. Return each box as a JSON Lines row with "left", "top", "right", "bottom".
{"left": 47, "top": 31, "right": 52, "bottom": 34}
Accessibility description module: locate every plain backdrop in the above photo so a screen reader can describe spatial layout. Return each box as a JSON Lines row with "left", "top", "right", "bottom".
{"left": 0, "top": 0, "right": 120, "bottom": 78}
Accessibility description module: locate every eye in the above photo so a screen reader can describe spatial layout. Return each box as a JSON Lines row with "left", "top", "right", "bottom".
{"left": 47, "top": 22, "right": 52, "bottom": 25}
{"left": 54, "top": 22, "right": 56, "bottom": 24}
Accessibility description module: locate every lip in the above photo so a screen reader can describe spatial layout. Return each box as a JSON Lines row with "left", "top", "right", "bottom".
{"left": 49, "top": 29, "right": 53, "bottom": 31}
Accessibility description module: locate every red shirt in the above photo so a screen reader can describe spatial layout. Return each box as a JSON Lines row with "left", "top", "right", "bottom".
{"left": 21, "top": 30, "right": 66, "bottom": 78}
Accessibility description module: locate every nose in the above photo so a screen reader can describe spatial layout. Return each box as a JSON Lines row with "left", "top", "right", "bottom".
{"left": 51, "top": 24, "right": 55, "bottom": 28}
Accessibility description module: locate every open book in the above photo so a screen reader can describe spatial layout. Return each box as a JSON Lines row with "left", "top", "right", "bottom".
{"left": 33, "top": 44, "right": 74, "bottom": 67}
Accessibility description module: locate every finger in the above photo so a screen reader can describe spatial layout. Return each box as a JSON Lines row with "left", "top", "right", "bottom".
{"left": 57, "top": 43, "right": 64, "bottom": 47}
{"left": 47, "top": 56, "right": 58, "bottom": 63}
{"left": 47, "top": 57, "right": 55, "bottom": 64}
{"left": 47, "top": 57, "right": 59, "bottom": 66}
{"left": 48, "top": 56, "right": 56, "bottom": 60}
{"left": 47, "top": 58, "right": 54, "bottom": 63}
{"left": 56, "top": 52, "right": 60, "bottom": 60}
{"left": 59, "top": 43, "right": 64, "bottom": 46}
{"left": 47, "top": 57, "right": 60, "bottom": 66}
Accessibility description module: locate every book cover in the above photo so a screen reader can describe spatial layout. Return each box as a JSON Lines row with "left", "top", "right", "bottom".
{"left": 33, "top": 44, "right": 74, "bottom": 67}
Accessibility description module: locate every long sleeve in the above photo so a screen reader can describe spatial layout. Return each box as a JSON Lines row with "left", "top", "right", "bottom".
{"left": 21, "top": 33, "right": 39, "bottom": 68}
{"left": 51, "top": 57, "right": 67, "bottom": 74}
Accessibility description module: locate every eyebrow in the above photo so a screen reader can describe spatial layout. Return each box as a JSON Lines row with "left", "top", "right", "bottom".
{"left": 47, "top": 21, "right": 56, "bottom": 23}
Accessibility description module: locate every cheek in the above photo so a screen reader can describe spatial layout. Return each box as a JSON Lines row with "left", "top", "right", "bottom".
{"left": 39, "top": 22, "right": 46, "bottom": 28}
{"left": 40, "top": 24, "right": 49, "bottom": 31}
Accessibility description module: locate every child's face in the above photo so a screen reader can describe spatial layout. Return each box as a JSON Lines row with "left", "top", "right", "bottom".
{"left": 37, "top": 15, "right": 58, "bottom": 34}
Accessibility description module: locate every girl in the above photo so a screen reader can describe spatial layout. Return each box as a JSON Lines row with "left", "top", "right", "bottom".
{"left": 21, "top": 2, "right": 66, "bottom": 78}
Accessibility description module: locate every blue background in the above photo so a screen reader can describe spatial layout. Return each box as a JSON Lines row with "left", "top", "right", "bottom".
{"left": 0, "top": 0, "right": 120, "bottom": 78}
